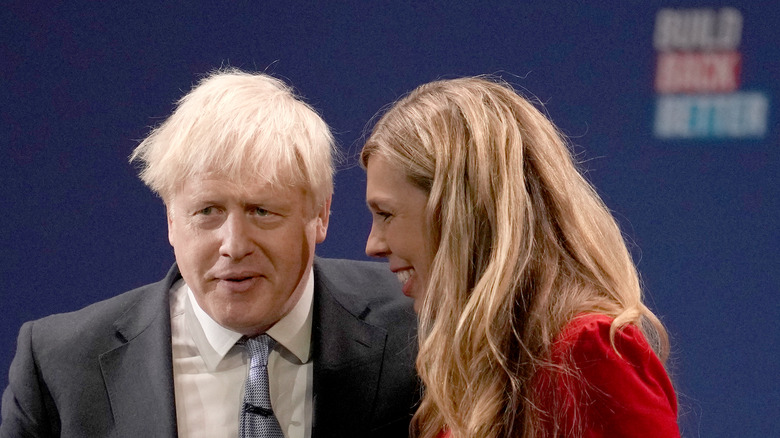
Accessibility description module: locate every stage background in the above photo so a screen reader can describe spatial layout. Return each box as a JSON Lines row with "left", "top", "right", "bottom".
{"left": 2, "top": 1, "right": 777, "bottom": 436}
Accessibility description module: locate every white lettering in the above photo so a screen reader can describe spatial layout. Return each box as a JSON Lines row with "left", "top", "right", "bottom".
{"left": 654, "top": 8, "right": 743, "bottom": 51}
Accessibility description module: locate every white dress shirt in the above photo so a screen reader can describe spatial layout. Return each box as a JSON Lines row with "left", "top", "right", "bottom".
{"left": 170, "top": 269, "right": 314, "bottom": 438}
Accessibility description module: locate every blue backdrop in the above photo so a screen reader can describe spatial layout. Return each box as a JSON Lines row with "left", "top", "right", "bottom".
{"left": 2, "top": 1, "right": 777, "bottom": 436}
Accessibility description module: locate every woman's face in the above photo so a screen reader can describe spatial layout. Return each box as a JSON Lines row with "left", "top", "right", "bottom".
{"left": 365, "top": 155, "right": 432, "bottom": 312}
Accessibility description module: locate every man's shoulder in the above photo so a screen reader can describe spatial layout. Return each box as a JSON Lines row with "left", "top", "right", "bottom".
{"left": 25, "top": 265, "right": 178, "bottom": 342}
{"left": 313, "top": 257, "right": 400, "bottom": 299}
{"left": 313, "top": 257, "right": 412, "bottom": 323}
{"left": 314, "top": 257, "right": 395, "bottom": 283}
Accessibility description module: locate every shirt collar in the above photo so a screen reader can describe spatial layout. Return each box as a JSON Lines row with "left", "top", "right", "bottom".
{"left": 266, "top": 268, "right": 314, "bottom": 365}
{"left": 185, "top": 267, "right": 314, "bottom": 371}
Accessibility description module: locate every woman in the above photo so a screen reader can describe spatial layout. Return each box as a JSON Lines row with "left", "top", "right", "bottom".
{"left": 361, "top": 77, "right": 680, "bottom": 437}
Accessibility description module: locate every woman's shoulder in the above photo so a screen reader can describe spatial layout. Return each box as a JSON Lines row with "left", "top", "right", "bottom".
{"left": 553, "top": 313, "right": 650, "bottom": 361}
{"left": 552, "top": 313, "right": 668, "bottom": 392}
{"left": 549, "top": 313, "right": 680, "bottom": 436}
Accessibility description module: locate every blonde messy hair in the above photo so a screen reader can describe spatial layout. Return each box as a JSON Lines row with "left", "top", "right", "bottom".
{"left": 361, "top": 77, "right": 670, "bottom": 438}
{"left": 130, "top": 68, "right": 335, "bottom": 206}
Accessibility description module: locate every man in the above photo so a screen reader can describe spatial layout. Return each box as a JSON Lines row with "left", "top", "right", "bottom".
{"left": 1, "top": 70, "right": 418, "bottom": 437}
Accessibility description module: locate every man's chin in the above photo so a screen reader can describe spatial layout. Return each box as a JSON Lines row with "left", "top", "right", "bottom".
{"left": 217, "top": 316, "right": 271, "bottom": 337}
{"left": 202, "top": 297, "right": 272, "bottom": 335}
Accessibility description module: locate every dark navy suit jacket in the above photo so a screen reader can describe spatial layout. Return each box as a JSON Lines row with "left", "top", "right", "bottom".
{"left": 1, "top": 258, "right": 419, "bottom": 437}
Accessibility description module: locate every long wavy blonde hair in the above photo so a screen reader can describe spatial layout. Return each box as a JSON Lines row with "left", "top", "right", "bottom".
{"left": 361, "top": 77, "right": 670, "bottom": 438}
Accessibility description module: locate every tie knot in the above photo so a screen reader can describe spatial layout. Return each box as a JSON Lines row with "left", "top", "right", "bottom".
{"left": 245, "top": 334, "right": 275, "bottom": 368}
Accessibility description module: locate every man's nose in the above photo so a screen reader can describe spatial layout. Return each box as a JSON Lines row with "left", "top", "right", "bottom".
{"left": 220, "top": 214, "right": 254, "bottom": 260}
{"left": 365, "top": 225, "right": 389, "bottom": 258}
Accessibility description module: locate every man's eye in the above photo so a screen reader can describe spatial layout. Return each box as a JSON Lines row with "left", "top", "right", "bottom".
{"left": 253, "top": 207, "right": 270, "bottom": 216}
{"left": 199, "top": 207, "right": 214, "bottom": 215}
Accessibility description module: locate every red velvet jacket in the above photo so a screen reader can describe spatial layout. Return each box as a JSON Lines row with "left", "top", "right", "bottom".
{"left": 439, "top": 313, "right": 679, "bottom": 437}
{"left": 537, "top": 313, "right": 679, "bottom": 437}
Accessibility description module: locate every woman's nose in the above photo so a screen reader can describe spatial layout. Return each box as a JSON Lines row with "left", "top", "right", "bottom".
{"left": 365, "top": 224, "right": 389, "bottom": 258}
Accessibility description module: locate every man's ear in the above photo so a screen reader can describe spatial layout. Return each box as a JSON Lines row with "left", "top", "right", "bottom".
{"left": 315, "top": 195, "right": 331, "bottom": 243}
{"left": 166, "top": 204, "right": 175, "bottom": 247}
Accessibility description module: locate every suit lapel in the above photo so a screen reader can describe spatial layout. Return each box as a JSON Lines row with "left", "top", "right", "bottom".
{"left": 99, "top": 266, "right": 179, "bottom": 437}
{"left": 311, "top": 261, "right": 389, "bottom": 436}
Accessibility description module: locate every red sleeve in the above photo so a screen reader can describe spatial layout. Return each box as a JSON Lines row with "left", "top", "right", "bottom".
{"left": 550, "top": 314, "right": 680, "bottom": 438}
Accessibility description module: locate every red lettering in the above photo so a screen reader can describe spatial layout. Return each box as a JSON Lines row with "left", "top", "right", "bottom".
{"left": 655, "top": 51, "right": 741, "bottom": 93}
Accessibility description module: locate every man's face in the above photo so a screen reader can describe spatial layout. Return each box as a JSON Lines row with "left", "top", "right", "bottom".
{"left": 167, "top": 175, "right": 329, "bottom": 336}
